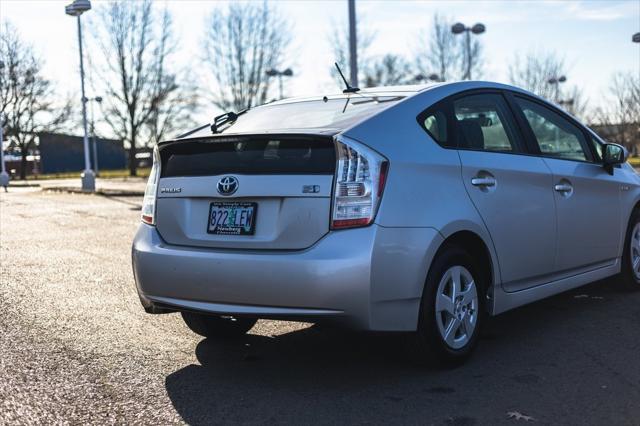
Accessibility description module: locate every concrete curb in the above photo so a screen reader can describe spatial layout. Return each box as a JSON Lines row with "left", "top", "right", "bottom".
{"left": 42, "top": 186, "right": 144, "bottom": 197}
{"left": 8, "top": 182, "right": 41, "bottom": 188}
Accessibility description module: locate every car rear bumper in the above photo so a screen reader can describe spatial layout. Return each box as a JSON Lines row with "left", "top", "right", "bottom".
{"left": 132, "top": 223, "right": 443, "bottom": 331}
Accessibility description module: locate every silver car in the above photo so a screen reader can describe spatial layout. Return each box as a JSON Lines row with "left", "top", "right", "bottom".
{"left": 132, "top": 81, "right": 640, "bottom": 364}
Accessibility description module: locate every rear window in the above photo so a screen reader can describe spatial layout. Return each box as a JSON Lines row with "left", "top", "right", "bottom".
{"left": 217, "top": 96, "right": 404, "bottom": 134}
{"left": 159, "top": 136, "right": 336, "bottom": 177}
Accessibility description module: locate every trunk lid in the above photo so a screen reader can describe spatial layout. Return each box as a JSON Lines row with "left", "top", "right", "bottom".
{"left": 155, "top": 134, "right": 335, "bottom": 250}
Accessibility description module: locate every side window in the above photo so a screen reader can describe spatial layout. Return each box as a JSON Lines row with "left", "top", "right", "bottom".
{"left": 453, "top": 93, "right": 519, "bottom": 152}
{"left": 418, "top": 104, "right": 452, "bottom": 148}
{"left": 588, "top": 134, "right": 603, "bottom": 162}
{"left": 515, "top": 97, "right": 589, "bottom": 162}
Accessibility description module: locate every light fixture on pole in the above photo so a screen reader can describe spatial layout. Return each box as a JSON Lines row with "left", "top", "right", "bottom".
{"left": 65, "top": 0, "right": 94, "bottom": 191}
{"left": 414, "top": 73, "right": 443, "bottom": 83}
{"left": 633, "top": 32, "right": 640, "bottom": 43}
{"left": 451, "top": 22, "right": 486, "bottom": 80}
{"left": 265, "top": 68, "right": 293, "bottom": 99}
{"left": 547, "top": 75, "right": 567, "bottom": 103}
{"left": 0, "top": 60, "right": 9, "bottom": 191}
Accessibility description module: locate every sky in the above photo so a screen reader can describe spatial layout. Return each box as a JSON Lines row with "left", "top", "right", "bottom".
{"left": 1, "top": 0, "right": 639, "bottom": 128}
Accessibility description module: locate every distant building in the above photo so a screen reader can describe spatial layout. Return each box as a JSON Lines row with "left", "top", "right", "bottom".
{"left": 38, "top": 132, "right": 126, "bottom": 174}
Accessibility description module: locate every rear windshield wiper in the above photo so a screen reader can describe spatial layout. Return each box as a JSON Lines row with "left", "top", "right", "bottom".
{"left": 210, "top": 109, "right": 248, "bottom": 134}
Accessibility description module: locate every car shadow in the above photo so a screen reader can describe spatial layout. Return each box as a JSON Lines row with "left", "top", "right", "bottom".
{"left": 164, "top": 278, "right": 638, "bottom": 425}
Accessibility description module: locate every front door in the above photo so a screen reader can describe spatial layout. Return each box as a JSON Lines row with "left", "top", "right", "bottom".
{"left": 513, "top": 96, "right": 622, "bottom": 273}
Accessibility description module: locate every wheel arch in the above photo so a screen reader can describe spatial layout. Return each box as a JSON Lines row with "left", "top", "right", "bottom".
{"left": 619, "top": 196, "right": 640, "bottom": 258}
{"left": 429, "top": 226, "right": 501, "bottom": 315}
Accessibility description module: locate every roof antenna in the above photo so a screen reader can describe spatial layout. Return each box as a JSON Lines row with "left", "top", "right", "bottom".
{"left": 334, "top": 62, "right": 360, "bottom": 94}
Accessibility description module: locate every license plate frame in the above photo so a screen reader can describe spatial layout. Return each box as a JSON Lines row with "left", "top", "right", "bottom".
{"left": 207, "top": 201, "right": 258, "bottom": 236}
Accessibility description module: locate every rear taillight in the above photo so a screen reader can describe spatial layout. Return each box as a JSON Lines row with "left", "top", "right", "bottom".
{"left": 141, "top": 146, "right": 160, "bottom": 225}
{"left": 331, "top": 136, "right": 388, "bottom": 229}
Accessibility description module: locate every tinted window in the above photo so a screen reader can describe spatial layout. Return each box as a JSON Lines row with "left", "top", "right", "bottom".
{"left": 516, "top": 97, "right": 589, "bottom": 161}
{"left": 421, "top": 109, "right": 450, "bottom": 146}
{"left": 159, "top": 136, "right": 335, "bottom": 177}
{"left": 453, "top": 93, "right": 519, "bottom": 152}
{"left": 588, "top": 134, "right": 603, "bottom": 162}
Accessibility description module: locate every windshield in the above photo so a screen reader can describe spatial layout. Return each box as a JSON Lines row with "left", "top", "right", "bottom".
{"left": 217, "top": 96, "right": 404, "bottom": 134}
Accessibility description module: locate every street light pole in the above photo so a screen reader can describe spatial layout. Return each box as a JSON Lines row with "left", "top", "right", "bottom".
{"left": 66, "top": 0, "right": 94, "bottom": 191}
{"left": 0, "top": 60, "right": 9, "bottom": 191}
{"left": 76, "top": 16, "right": 94, "bottom": 191}
{"left": 348, "top": 0, "right": 358, "bottom": 87}
{"left": 0, "top": 113, "right": 8, "bottom": 192}
{"left": 465, "top": 30, "right": 471, "bottom": 80}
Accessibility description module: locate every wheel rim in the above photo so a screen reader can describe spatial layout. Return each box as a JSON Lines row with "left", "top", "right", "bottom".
{"left": 630, "top": 223, "right": 640, "bottom": 281}
{"left": 435, "top": 265, "right": 479, "bottom": 350}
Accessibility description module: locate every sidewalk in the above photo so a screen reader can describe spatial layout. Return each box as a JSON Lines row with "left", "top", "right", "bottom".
{"left": 11, "top": 177, "right": 147, "bottom": 196}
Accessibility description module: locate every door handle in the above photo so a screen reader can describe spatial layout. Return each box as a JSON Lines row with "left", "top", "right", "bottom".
{"left": 554, "top": 184, "right": 573, "bottom": 193}
{"left": 471, "top": 177, "right": 496, "bottom": 187}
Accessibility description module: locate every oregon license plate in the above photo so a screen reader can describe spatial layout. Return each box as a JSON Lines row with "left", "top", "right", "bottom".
{"left": 207, "top": 202, "right": 257, "bottom": 235}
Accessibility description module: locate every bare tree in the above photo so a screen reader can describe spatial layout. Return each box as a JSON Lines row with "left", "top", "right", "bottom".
{"left": 329, "top": 17, "right": 417, "bottom": 88}
{"left": 593, "top": 72, "right": 640, "bottom": 153}
{"left": 364, "top": 54, "right": 412, "bottom": 87}
{"left": 509, "top": 50, "right": 564, "bottom": 99}
{"left": 91, "top": 1, "right": 195, "bottom": 176}
{"left": 328, "top": 16, "right": 376, "bottom": 87}
{"left": 0, "top": 22, "right": 70, "bottom": 179}
{"left": 415, "top": 13, "right": 483, "bottom": 81}
{"left": 144, "top": 10, "right": 198, "bottom": 145}
{"left": 509, "top": 50, "right": 587, "bottom": 119}
{"left": 416, "top": 13, "right": 458, "bottom": 82}
{"left": 202, "top": 2, "right": 291, "bottom": 111}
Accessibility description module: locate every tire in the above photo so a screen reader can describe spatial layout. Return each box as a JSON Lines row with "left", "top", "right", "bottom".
{"left": 410, "top": 245, "right": 486, "bottom": 366}
{"left": 620, "top": 208, "right": 640, "bottom": 290}
{"left": 181, "top": 312, "right": 257, "bottom": 339}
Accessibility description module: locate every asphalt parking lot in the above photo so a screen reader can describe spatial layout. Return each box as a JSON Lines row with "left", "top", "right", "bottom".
{"left": 1, "top": 187, "right": 639, "bottom": 425}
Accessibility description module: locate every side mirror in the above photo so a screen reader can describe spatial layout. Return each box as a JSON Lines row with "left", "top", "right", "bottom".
{"left": 603, "top": 143, "right": 628, "bottom": 174}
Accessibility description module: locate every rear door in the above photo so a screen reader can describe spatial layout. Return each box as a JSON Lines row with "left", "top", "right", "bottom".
{"left": 155, "top": 135, "right": 335, "bottom": 250}
{"left": 452, "top": 92, "right": 557, "bottom": 291}
{"left": 511, "top": 95, "right": 622, "bottom": 273}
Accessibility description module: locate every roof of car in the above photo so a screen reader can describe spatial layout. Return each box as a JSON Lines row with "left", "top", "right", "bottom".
{"left": 266, "top": 83, "right": 439, "bottom": 106}
{"left": 171, "top": 81, "right": 535, "bottom": 141}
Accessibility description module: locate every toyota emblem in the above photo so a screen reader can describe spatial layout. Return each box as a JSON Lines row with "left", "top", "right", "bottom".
{"left": 217, "top": 176, "right": 239, "bottom": 196}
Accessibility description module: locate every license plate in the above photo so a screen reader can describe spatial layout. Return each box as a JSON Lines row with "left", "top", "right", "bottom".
{"left": 207, "top": 202, "right": 257, "bottom": 236}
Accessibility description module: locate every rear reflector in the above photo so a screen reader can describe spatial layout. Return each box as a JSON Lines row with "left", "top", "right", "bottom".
{"left": 331, "top": 136, "right": 388, "bottom": 229}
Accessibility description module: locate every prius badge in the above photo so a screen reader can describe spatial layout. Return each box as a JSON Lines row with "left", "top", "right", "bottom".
{"left": 160, "top": 187, "right": 181, "bottom": 193}
{"left": 217, "top": 176, "right": 239, "bottom": 196}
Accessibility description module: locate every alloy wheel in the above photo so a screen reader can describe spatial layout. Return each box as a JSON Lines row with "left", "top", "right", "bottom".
{"left": 435, "top": 265, "right": 479, "bottom": 350}
{"left": 630, "top": 223, "right": 640, "bottom": 281}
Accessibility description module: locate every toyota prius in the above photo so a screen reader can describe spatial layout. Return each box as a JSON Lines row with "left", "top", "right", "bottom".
{"left": 132, "top": 81, "right": 640, "bottom": 364}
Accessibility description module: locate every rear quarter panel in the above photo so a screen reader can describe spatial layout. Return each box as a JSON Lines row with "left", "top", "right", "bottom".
{"left": 342, "top": 84, "right": 503, "bottom": 297}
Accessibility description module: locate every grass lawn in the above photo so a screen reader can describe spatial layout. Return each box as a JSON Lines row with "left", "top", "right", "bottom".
{"left": 627, "top": 157, "right": 640, "bottom": 167}
{"left": 23, "top": 168, "right": 151, "bottom": 180}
